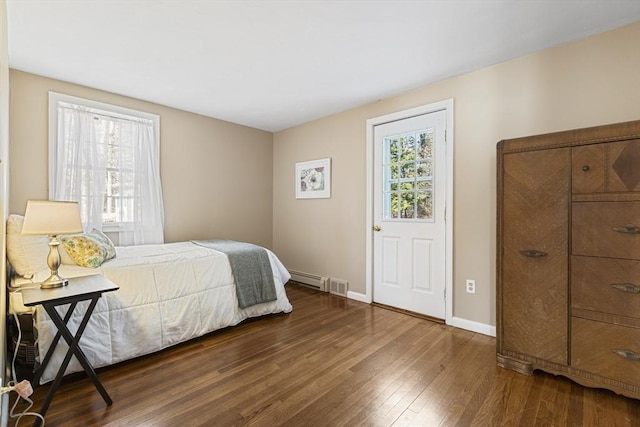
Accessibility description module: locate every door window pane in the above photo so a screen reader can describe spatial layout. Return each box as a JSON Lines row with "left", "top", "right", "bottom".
{"left": 417, "top": 191, "right": 433, "bottom": 219}
{"left": 383, "top": 128, "right": 435, "bottom": 220}
{"left": 417, "top": 180, "right": 432, "bottom": 191}
{"left": 417, "top": 130, "right": 434, "bottom": 159}
{"left": 416, "top": 161, "right": 432, "bottom": 177}
{"left": 399, "top": 192, "right": 415, "bottom": 218}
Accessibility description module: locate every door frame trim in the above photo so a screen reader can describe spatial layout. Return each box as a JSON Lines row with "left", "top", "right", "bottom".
{"left": 363, "top": 99, "right": 454, "bottom": 325}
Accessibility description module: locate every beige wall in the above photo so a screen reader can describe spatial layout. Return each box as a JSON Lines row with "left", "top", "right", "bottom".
{"left": 273, "top": 22, "right": 640, "bottom": 327}
{"left": 9, "top": 70, "right": 275, "bottom": 248}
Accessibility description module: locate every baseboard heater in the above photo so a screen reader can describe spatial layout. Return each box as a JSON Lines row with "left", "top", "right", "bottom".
{"left": 289, "top": 270, "right": 329, "bottom": 292}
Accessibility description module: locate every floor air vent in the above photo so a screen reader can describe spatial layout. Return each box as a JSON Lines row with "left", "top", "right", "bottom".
{"left": 329, "top": 278, "right": 348, "bottom": 297}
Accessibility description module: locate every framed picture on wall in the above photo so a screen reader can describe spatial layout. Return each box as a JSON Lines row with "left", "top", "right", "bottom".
{"left": 295, "top": 158, "right": 331, "bottom": 199}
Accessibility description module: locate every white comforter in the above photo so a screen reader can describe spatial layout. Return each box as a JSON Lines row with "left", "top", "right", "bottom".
{"left": 10, "top": 242, "right": 292, "bottom": 384}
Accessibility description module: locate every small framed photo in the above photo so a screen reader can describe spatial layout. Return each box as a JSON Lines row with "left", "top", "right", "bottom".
{"left": 295, "top": 158, "right": 331, "bottom": 199}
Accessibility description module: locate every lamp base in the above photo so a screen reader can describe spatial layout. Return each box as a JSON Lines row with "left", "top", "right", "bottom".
{"left": 40, "top": 274, "right": 69, "bottom": 289}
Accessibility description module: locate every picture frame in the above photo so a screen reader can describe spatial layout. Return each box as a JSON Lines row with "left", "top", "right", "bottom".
{"left": 295, "top": 158, "right": 331, "bottom": 199}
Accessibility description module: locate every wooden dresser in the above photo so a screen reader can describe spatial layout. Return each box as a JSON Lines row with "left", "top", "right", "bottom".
{"left": 496, "top": 120, "right": 640, "bottom": 400}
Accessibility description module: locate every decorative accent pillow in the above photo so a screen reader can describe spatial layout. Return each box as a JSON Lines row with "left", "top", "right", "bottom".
{"left": 61, "top": 229, "right": 117, "bottom": 268}
{"left": 6, "top": 214, "right": 50, "bottom": 278}
{"left": 87, "top": 229, "right": 117, "bottom": 260}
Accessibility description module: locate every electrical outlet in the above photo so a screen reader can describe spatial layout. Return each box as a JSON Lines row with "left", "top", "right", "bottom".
{"left": 466, "top": 279, "right": 476, "bottom": 294}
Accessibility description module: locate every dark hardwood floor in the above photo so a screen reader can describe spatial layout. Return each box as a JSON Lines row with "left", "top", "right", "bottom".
{"left": 12, "top": 284, "right": 640, "bottom": 426}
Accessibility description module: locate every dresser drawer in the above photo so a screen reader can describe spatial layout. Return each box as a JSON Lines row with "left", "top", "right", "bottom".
{"left": 572, "top": 201, "right": 640, "bottom": 260}
{"left": 572, "top": 139, "right": 640, "bottom": 194}
{"left": 572, "top": 318, "right": 640, "bottom": 386}
{"left": 572, "top": 256, "right": 640, "bottom": 320}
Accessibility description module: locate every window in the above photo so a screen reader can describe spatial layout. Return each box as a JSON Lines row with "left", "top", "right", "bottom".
{"left": 382, "top": 129, "right": 434, "bottom": 220}
{"left": 49, "top": 92, "right": 164, "bottom": 245}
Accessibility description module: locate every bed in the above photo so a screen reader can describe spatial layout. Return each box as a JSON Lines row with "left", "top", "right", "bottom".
{"left": 6, "top": 215, "right": 293, "bottom": 384}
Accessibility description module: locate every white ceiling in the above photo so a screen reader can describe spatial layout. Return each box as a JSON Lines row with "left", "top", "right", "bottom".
{"left": 7, "top": 1, "right": 640, "bottom": 132}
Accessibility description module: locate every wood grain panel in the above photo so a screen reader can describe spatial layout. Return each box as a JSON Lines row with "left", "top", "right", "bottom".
{"left": 572, "top": 256, "right": 640, "bottom": 321}
{"left": 572, "top": 144, "right": 607, "bottom": 193}
{"left": 572, "top": 318, "right": 640, "bottom": 388}
{"left": 609, "top": 139, "right": 640, "bottom": 192}
{"left": 572, "top": 201, "right": 640, "bottom": 260}
{"left": 573, "top": 139, "right": 640, "bottom": 194}
{"left": 497, "top": 120, "right": 640, "bottom": 153}
{"left": 501, "top": 148, "right": 570, "bottom": 365}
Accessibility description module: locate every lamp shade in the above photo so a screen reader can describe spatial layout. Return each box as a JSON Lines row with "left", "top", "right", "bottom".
{"left": 21, "top": 200, "right": 83, "bottom": 235}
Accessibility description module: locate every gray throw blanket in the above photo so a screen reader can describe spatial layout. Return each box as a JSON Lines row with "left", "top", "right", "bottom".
{"left": 191, "top": 240, "right": 277, "bottom": 308}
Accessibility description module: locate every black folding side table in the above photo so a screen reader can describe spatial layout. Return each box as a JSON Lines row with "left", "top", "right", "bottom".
{"left": 21, "top": 274, "right": 119, "bottom": 423}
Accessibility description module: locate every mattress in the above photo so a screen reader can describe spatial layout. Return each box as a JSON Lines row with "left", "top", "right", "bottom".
{"left": 9, "top": 242, "right": 292, "bottom": 384}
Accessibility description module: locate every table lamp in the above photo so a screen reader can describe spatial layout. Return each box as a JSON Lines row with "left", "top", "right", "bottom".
{"left": 21, "top": 200, "right": 83, "bottom": 289}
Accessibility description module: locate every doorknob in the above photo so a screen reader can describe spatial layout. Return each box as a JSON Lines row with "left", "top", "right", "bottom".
{"left": 373, "top": 225, "right": 382, "bottom": 232}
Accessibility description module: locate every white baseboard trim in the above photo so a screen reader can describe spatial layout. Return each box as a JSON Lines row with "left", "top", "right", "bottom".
{"left": 345, "top": 292, "right": 496, "bottom": 337}
{"left": 347, "top": 291, "right": 370, "bottom": 303}
{"left": 451, "top": 316, "right": 496, "bottom": 337}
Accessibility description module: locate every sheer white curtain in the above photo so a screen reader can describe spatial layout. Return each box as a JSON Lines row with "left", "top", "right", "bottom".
{"left": 116, "top": 118, "right": 165, "bottom": 245}
{"left": 53, "top": 101, "right": 164, "bottom": 246}
{"left": 53, "top": 105, "right": 106, "bottom": 232}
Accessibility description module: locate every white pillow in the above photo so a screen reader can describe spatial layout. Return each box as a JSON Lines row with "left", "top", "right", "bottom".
{"left": 6, "top": 214, "right": 50, "bottom": 278}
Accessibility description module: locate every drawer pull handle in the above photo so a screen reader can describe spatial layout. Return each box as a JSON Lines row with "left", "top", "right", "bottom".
{"left": 519, "top": 250, "right": 548, "bottom": 258}
{"left": 612, "top": 224, "right": 640, "bottom": 234}
{"left": 612, "top": 283, "right": 640, "bottom": 294}
{"left": 582, "top": 165, "right": 590, "bottom": 172}
{"left": 611, "top": 349, "right": 640, "bottom": 361}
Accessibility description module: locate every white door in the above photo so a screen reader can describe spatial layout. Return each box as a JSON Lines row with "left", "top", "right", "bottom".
{"left": 373, "top": 110, "right": 447, "bottom": 318}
